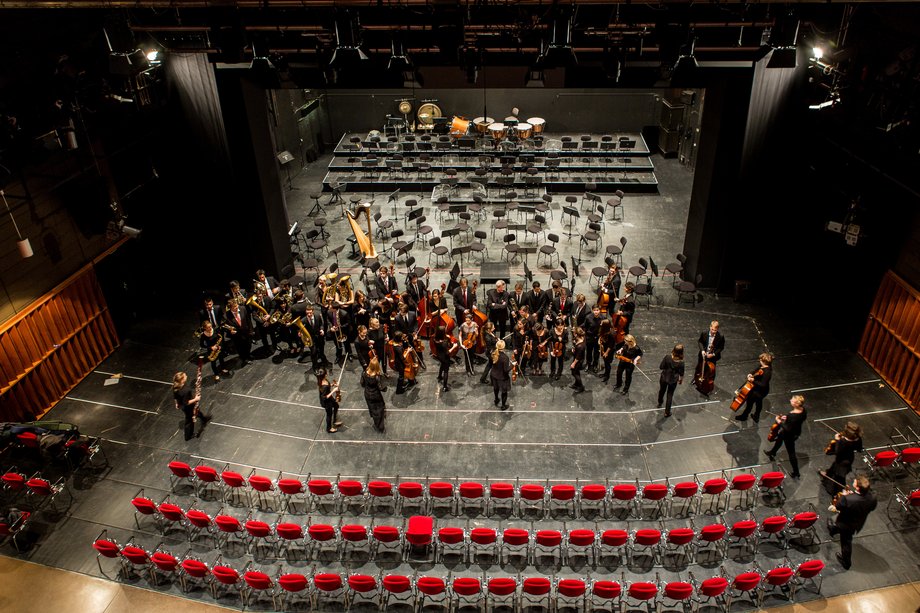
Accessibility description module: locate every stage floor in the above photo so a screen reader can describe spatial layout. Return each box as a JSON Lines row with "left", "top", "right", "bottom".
{"left": 5, "top": 152, "right": 920, "bottom": 611}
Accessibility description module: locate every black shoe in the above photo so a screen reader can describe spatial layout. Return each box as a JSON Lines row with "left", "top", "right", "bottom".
{"left": 657, "top": 402, "right": 663, "bottom": 409}
{"left": 763, "top": 450, "right": 776, "bottom": 460}
{"left": 612, "top": 384, "right": 621, "bottom": 390}
{"left": 752, "top": 416, "right": 760, "bottom": 424}
{"left": 573, "top": 386, "right": 585, "bottom": 393}
{"left": 601, "top": 377, "right": 609, "bottom": 384}
{"left": 734, "top": 415, "right": 748, "bottom": 421}
{"left": 664, "top": 411, "right": 672, "bottom": 418}
{"left": 835, "top": 553, "right": 850, "bottom": 569}
{"left": 569, "top": 384, "right": 578, "bottom": 389}
{"left": 501, "top": 404, "right": 509, "bottom": 410}
{"left": 827, "top": 520, "right": 838, "bottom": 536}
{"left": 790, "top": 473, "right": 801, "bottom": 479}
{"left": 441, "top": 386, "right": 451, "bottom": 392}
{"left": 620, "top": 389, "right": 629, "bottom": 395}
{"left": 494, "top": 398, "right": 500, "bottom": 407}
{"left": 395, "top": 388, "right": 405, "bottom": 395}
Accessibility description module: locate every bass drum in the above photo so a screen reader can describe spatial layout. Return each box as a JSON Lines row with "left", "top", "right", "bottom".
{"left": 473, "top": 117, "right": 494, "bottom": 134}
{"left": 449, "top": 116, "right": 471, "bottom": 136}
{"left": 527, "top": 117, "right": 546, "bottom": 134}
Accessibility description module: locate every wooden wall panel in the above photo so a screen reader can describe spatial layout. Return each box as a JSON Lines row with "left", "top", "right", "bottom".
{"left": 0, "top": 264, "right": 119, "bottom": 421}
{"left": 859, "top": 271, "right": 920, "bottom": 411}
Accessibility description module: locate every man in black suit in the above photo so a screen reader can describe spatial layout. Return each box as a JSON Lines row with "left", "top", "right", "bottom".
{"left": 404, "top": 271, "right": 427, "bottom": 312}
{"left": 374, "top": 266, "right": 399, "bottom": 300}
{"left": 326, "top": 302, "right": 351, "bottom": 364}
{"left": 617, "top": 282, "right": 636, "bottom": 333}
{"left": 486, "top": 280, "right": 510, "bottom": 339}
{"left": 452, "top": 277, "right": 476, "bottom": 325}
{"left": 394, "top": 303, "right": 418, "bottom": 337}
{"left": 509, "top": 282, "right": 527, "bottom": 322}
{"left": 527, "top": 281, "right": 550, "bottom": 322}
{"left": 583, "top": 305, "right": 604, "bottom": 372}
{"left": 224, "top": 299, "right": 253, "bottom": 365}
{"left": 694, "top": 320, "right": 725, "bottom": 393}
{"left": 571, "top": 294, "right": 589, "bottom": 329}
{"left": 828, "top": 475, "right": 878, "bottom": 569}
{"left": 301, "top": 304, "right": 329, "bottom": 369}
{"left": 598, "top": 264, "right": 621, "bottom": 301}
{"left": 199, "top": 297, "right": 224, "bottom": 331}
{"left": 551, "top": 287, "right": 573, "bottom": 325}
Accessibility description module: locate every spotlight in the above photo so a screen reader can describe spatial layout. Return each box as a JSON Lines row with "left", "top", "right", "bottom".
{"left": 146, "top": 49, "right": 160, "bottom": 63}
{"left": 525, "top": 69, "right": 545, "bottom": 88}
{"left": 812, "top": 47, "right": 824, "bottom": 60}
{"left": 536, "top": 14, "right": 577, "bottom": 69}
{"left": 329, "top": 10, "right": 368, "bottom": 70}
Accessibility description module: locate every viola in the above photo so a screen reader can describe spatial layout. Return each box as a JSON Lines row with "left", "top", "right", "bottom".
{"left": 730, "top": 368, "right": 764, "bottom": 411}
{"left": 551, "top": 339, "right": 564, "bottom": 358}
{"left": 537, "top": 338, "right": 549, "bottom": 360}
{"left": 767, "top": 421, "right": 781, "bottom": 442}
{"left": 522, "top": 338, "right": 533, "bottom": 360}
{"left": 824, "top": 437, "right": 838, "bottom": 455}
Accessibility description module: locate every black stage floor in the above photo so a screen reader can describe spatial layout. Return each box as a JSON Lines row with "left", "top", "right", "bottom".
{"left": 6, "top": 153, "right": 920, "bottom": 611}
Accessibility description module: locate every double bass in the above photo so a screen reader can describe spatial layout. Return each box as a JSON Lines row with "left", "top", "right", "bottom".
{"left": 730, "top": 368, "right": 764, "bottom": 411}
{"left": 403, "top": 346, "right": 419, "bottom": 379}
{"left": 694, "top": 337, "right": 717, "bottom": 395}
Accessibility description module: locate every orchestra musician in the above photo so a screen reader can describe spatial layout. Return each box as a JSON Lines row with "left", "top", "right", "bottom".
{"left": 526, "top": 281, "right": 550, "bottom": 323}
{"left": 367, "top": 317, "right": 388, "bottom": 376}
{"left": 199, "top": 320, "right": 230, "bottom": 381}
{"left": 226, "top": 280, "right": 248, "bottom": 311}
{"left": 695, "top": 321, "right": 725, "bottom": 393}
{"left": 452, "top": 278, "right": 476, "bottom": 325}
{"left": 657, "top": 344, "right": 685, "bottom": 417}
{"left": 510, "top": 282, "right": 527, "bottom": 321}
{"left": 289, "top": 289, "right": 309, "bottom": 361}
{"left": 394, "top": 303, "right": 417, "bottom": 337}
{"left": 486, "top": 280, "right": 510, "bottom": 338}
{"left": 512, "top": 320, "right": 529, "bottom": 378}
{"left": 361, "top": 357, "right": 388, "bottom": 433}
{"left": 459, "top": 311, "right": 478, "bottom": 375}
{"left": 827, "top": 474, "right": 878, "bottom": 570}
{"left": 549, "top": 319, "right": 568, "bottom": 381}
{"left": 374, "top": 264, "right": 399, "bottom": 299}
{"left": 570, "top": 327, "right": 586, "bottom": 393}
{"left": 392, "top": 332, "right": 414, "bottom": 394}
{"left": 255, "top": 269, "right": 281, "bottom": 303}
{"left": 351, "top": 290, "right": 371, "bottom": 331}
{"left": 434, "top": 327, "right": 458, "bottom": 392}
{"left": 617, "top": 282, "right": 636, "bottom": 333}
{"left": 613, "top": 334, "right": 643, "bottom": 395}
{"left": 490, "top": 339, "right": 513, "bottom": 410}
{"left": 354, "top": 325, "right": 372, "bottom": 370}
{"left": 583, "top": 305, "right": 604, "bottom": 373}
{"left": 764, "top": 395, "right": 806, "bottom": 479}
{"left": 326, "top": 302, "right": 352, "bottom": 364}
{"left": 598, "top": 319, "right": 617, "bottom": 383}
{"left": 301, "top": 304, "right": 329, "bottom": 369}
{"left": 479, "top": 321, "right": 498, "bottom": 384}
{"left": 173, "top": 371, "right": 203, "bottom": 441}
{"left": 273, "top": 299, "right": 299, "bottom": 356}
{"left": 199, "top": 297, "right": 224, "bottom": 331}
{"left": 599, "top": 264, "right": 622, "bottom": 302}
{"left": 530, "top": 322, "right": 549, "bottom": 376}
{"left": 224, "top": 298, "right": 253, "bottom": 366}
{"left": 405, "top": 271, "right": 427, "bottom": 312}
{"left": 734, "top": 352, "right": 774, "bottom": 423}
{"left": 315, "top": 368, "right": 343, "bottom": 434}
{"left": 551, "top": 287, "right": 573, "bottom": 326}
{"left": 428, "top": 288, "right": 449, "bottom": 316}
{"left": 821, "top": 422, "right": 864, "bottom": 496}
{"left": 571, "top": 293, "right": 589, "bottom": 329}
{"left": 277, "top": 278, "right": 293, "bottom": 303}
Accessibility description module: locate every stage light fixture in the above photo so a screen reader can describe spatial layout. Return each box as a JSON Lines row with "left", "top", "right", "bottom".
{"left": 525, "top": 69, "right": 545, "bottom": 88}
{"left": 536, "top": 14, "right": 577, "bottom": 69}
{"left": 812, "top": 47, "right": 824, "bottom": 60}
{"left": 2, "top": 190, "right": 33, "bottom": 259}
{"left": 329, "top": 11, "right": 368, "bottom": 70}
{"left": 145, "top": 49, "right": 160, "bottom": 64}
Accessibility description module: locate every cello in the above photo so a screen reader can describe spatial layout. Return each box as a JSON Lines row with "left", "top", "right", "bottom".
{"left": 694, "top": 336, "right": 717, "bottom": 395}
{"left": 730, "top": 368, "right": 764, "bottom": 411}
{"left": 403, "top": 345, "right": 419, "bottom": 380}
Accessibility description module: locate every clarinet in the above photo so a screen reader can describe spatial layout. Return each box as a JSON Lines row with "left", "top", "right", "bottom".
{"left": 193, "top": 358, "right": 203, "bottom": 420}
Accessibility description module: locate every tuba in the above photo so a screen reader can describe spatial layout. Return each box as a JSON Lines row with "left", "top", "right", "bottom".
{"left": 290, "top": 316, "right": 314, "bottom": 347}
{"left": 321, "top": 273, "right": 339, "bottom": 306}
{"left": 337, "top": 275, "right": 354, "bottom": 304}
{"left": 346, "top": 202, "right": 379, "bottom": 261}
{"left": 245, "top": 294, "right": 270, "bottom": 320}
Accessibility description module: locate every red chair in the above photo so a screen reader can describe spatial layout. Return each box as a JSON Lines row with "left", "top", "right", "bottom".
{"left": 549, "top": 483, "right": 577, "bottom": 518}
{"left": 337, "top": 477, "right": 366, "bottom": 514}
{"left": 787, "top": 507, "right": 820, "bottom": 547}
{"left": 757, "top": 515, "right": 789, "bottom": 552}
{"left": 629, "top": 527, "right": 662, "bottom": 567}
{"left": 588, "top": 578, "right": 622, "bottom": 611}
{"left": 185, "top": 506, "right": 216, "bottom": 546}
{"left": 897, "top": 447, "right": 920, "bottom": 476}
{"left": 381, "top": 574, "right": 414, "bottom": 610}
{"left": 340, "top": 523, "right": 371, "bottom": 560}
{"left": 277, "top": 572, "right": 310, "bottom": 610}
{"left": 486, "top": 576, "right": 517, "bottom": 610}
{"left": 624, "top": 579, "right": 658, "bottom": 611}
{"left": 451, "top": 576, "right": 484, "bottom": 611}
{"left": 518, "top": 481, "right": 547, "bottom": 518}
{"left": 727, "top": 471, "right": 757, "bottom": 510}
{"left": 500, "top": 527, "right": 531, "bottom": 565}
{"left": 520, "top": 576, "right": 551, "bottom": 610}
{"left": 220, "top": 464, "right": 249, "bottom": 506}
{"left": 178, "top": 552, "right": 211, "bottom": 593}
{"left": 639, "top": 482, "right": 669, "bottom": 519}
{"left": 660, "top": 579, "right": 694, "bottom": 612}
{"left": 862, "top": 448, "right": 899, "bottom": 480}
{"left": 726, "top": 515, "right": 758, "bottom": 559}
{"left": 306, "top": 521, "right": 339, "bottom": 559}
{"left": 240, "top": 564, "right": 276, "bottom": 609}
{"left": 689, "top": 571, "right": 728, "bottom": 612}
{"left": 370, "top": 522, "right": 402, "bottom": 559}
{"left": 792, "top": 559, "right": 824, "bottom": 597}
{"left": 312, "top": 571, "right": 346, "bottom": 610}
{"left": 565, "top": 527, "right": 597, "bottom": 566}
{"left": 275, "top": 522, "right": 305, "bottom": 559}
{"left": 428, "top": 480, "right": 457, "bottom": 516}
{"left": 91, "top": 529, "right": 120, "bottom": 575}
{"left": 405, "top": 515, "right": 434, "bottom": 561}
{"left": 469, "top": 527, "right": 498, "bottom": 564}
{"left": 533, "top": 529, "right": 564, "bottom": 565}
{"left": 692, "top": 518, "right": 727, "bottom": 564}
{"left": 556, "top": 578, "right": 588, "bottom": 610}
{"left": 119, "top": 541, "right": 152, "bottom": 581}
{"left": 1, "top": 467, "right": 27, "bottom": 502}
{"left": 247, "top": 469, "right": 279, "bottom": 511}
{"left": 757, "top": 471, "right": 787, "bottom": 505}
{"left": 663, "top": 526, "right": 695, "bottom": 566}
{"left": 156, "top": 495, "right": 188, "bottom": 537}
{"left": 598, "top": 529, "right": 628, "bottom": 566}
{"left": 668, "top": 478, "right": 699, "bottom": 518}
{"left": 167, "top": 456, "right": 194, "bottom": 493}
{"left": 728, "top": 570, "right": 761, "bottom": 610}
{"left": 26, "top": 474, "right": 70, "bottom": 513}
{"left": 276, "top": 474, "right": 307, "bottom": 514}
{"left": 149, "top": 546, "right": 180, "bottom": 586}
{"left": 487, "top": 481, "right": 516, "bottom": 517}
{"left": 367, "top": 479, "right": 396, "bottom": 514}
{"left": 578, "top": 481, "right": 609, "bottom": 518}
{"left": 458, "top": 481, "right": 487, "bottom": 516}
{"left": 306, "top": 475, "right": 336, "bottom": 512}
{"left": 757, "top": 561, "right": 794, "bottom": 606}
{"left": 396, "top": 478, "right": 427, "bottom": 515}
{"left": 192, "top": 461, "right": 221, "bottom": 500}
{"left": 244, "top": 516, "right": 276, "bottom": 558}
{"left": 130, "top": 488, "right": 158, "bottom": 530}
{"left": 415, "top": 575, "right": 449, "bottom": 611}
{"left": 436, "top": 525, "right": 467, "bottom": 563}
{"left": 347, "top": 573, "right": 380, "bottom": 610}
{"left": 214, "top": 508, "right": 245, "bottom": 548}
{"left": 696, "top": 474, "right": 729, "bottom": 514}
{"left": 610, "top": 481, "right": 639, "bottom": 518}
{"left": 14, "top": 432, "right": 40, "bottom": 460}
{"left": 892, "top": 486, "right": 920, "bottom": 520}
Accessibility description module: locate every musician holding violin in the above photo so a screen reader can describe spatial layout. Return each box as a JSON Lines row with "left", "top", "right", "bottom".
{"left": 734, "top": 352, "right": 773, "bottom": 422}
{"left": 512, "top": 320, "right": 529, "bottom": 378}
{"left": 434, "top": 328, "right": 459, "bottom": 392}
{"left": 657, "top": 344, "right": 685, "bottom": 417}
{"left": 459, "top": 311, "right": 479, "bottom": 375}
{"left": 391, "top": 331, "right": 414, "bottom": 394}
{"left": 354, "top": 325, "right": 372, "bottom": 370}
{"left": 360, "top": 357, "right": 388, "bottom": 432}
{"left": 764, "top": 394, "right": 806, "bottom": 479}
{"left": 821, "top": 422, "right": 864, "bottom": 496}
{"left": 315, "top": 368, "right": 343, "bottom": 434}
{"left": 549, "top": 319, "right": 569, "bottom": 381}
{"left": 569, "top": 327, "right": 586, "bottom": 393}
{"left": 531, "top": 322, "right": 550, "bottom": 376}
{"left": 597, "top": 264, "right": 621, "bottom": 314}
{"left": 583, "top": 305, "right": 604, "bottom": 373}
{"left": 479, "top": 321, "right": 499, "bottom": 384}
{"left": 613, "top": 334, "right": 643, "bottom": 395}
{"left": 827, "top": 474, "right": 878, "bottom": 570}
{"left": 598, "top": 319, "right": 617, "bottom": 383}
{"left": 694, "top": 321, "right": 724, "bottom": 396}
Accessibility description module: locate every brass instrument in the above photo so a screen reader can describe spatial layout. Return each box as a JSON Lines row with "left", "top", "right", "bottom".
{"left": 193, "top": 327, "right": 203, "bottom": 338}
{"left": 245, "top": 294, "right": 270, "bottom": 320}
{"left": 346, "top": 202, "right": 379, "bottom": 260}
{"left": 321, "top": 273, "right": 339, "bottom": 305}
{"left": 290, "top": 316, "right": 314, "bottom": 347}
{"left": 253, "top": 279, "right": 267, "bottom": 298}
{"left": 337, "top": 275, "right": 354, "bottom": 304}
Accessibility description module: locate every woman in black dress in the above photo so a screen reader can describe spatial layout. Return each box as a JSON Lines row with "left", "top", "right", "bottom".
{"left": 570, "top": 327, "right": 586, "bottom": 393}
{"left": 172, "top": 371, "right": 201, "bottom": 441}
{"left": 490, "top": 339, "right": 513, "bottom": 410}
{"left": 598, "top": 320, "right": 616, "bottom": 383}
{"left": 821, "top": 421, "right": 864, "bottom": 495}
{"left": 764, "top": 394, "right": 807, "bottom": 479}
{"left": 361, "top": 357, "right": 388, "bottom": 432}
{"left": 657, "top": 344, "right": 685, "bottom": 417}
{"left": 434, "top": 328, "right": 456, "bottom": 392}
{"left": 316, "top": 368, "right": 342, "bottom": 433}
{"left": 613, "top": 334, "right": 643, "bottom": 395}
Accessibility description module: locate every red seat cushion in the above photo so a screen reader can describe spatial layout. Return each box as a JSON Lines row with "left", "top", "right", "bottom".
{"left": 792, "top": 511, "right": 818, "bottom": 528}
{"left": 459, "top": 482, "right": 484, "bottom": 498}
{"left": 664, "top": 582, "right": 693, "bottom": 600}
{"left": 519, "top": 484, "right": 545, "bottom": 500}
{"left": 416, "top": 576, "right": 445, "bottom": 595}
{"left": 348, "top": 574, "right": 377, "bottom": 592}
{"left": 276, "top": 523, "right": 304, "bottom": 540}
{"left": 93, "top": 539, "right": 120, "bottom": 558}
{"left": 551, "top": 484, "right": 576, "bottom": 500}
{"left": 277, "top": 478, "right": 304, "bottom": 495}
{"left": 429, "top": 481, "right": 454, "bottom": 498}
{"left": 248, "top": 475, "right": 273, "bottom": 492}
{"left": 766, "top": 567, "right": 794, "bottom": 585}
{"left": 900, "top": 447, "right": 920, "bottom": 464}
{"left": 278, "top": 573, "right": 308, "bottom": 593}
{"left": 470, "top": 528, "right": 496, "bottom": 544}
{"left": 26, "top": 479, "right": 51, "bottom": 495}
{"left": 488, "top": 577, "right": 516, "bottom": 595}
{"left": 181, "top": 559, "right": 209, "bottom": 578}
{"left": 796, "top": 560, "right": 824, "bottom": 578}
{"left": 167, "top": 461, "right": 192, "bottom": 477}
{"left": 308, "top": 524, "right": 336, "bottom": 541}
{"left": 875, "top": 450, "right": 898, "bottom": 466}
{"left": 909, "top": 490, "right": 920, "bottom": 506}
{"left": 368, "top": 480, "right": 393, "bottom": 496}
{"left": 643, "top": 483, "right": 668, "bottom": 500}
{"left": 700, "top": 577, "right": 728, "bottom": 597}
{"left": 535, "top": 530, "right": 562, "bottom": 546}
{"left": 308, "top": 479, "right": 332, "bottom": 495}
{"left": 215, "top": 515, "right": 241, "bottom": 533}
{"left": 158, "top": 503, "right": 184, "bottom": 521}
{"left": 612, "top": 484, "right": 637, "bottom": 500}
{"left": 452, "top": 577, "right": 481, "bottom": 596}
{"left": 522, "top": 577, "right": 551, "bottom": 595}
{"left": 186, "top": 510, "right": 211, "bottom": 528}
{"left": 121, "top": 546, "right": 149, "bottom": 564}
{"left": 438, "top": 527, "right": 464, "bottom": 544}
{"left": 733, "top": 572, "right": 761, "bottom": 591}
{"left": 667, "top": 528, "right": 695, "bottom": 545}
{"left": 602, "top": 529, "right": 628, "bottom": 546}
{"left": 2, "top": 473, "right": 25, "bottom": 491}
{"left": 131, "top": 497, "right": 157, "bottom": 515}
{"left": 398, "top": 482, "right": 424, "bottom": 497}
{"left": 314, "top": 573, "right": 343, "bottom": 591}
{"left": 568, "top": 529, "right": 595, "bottom": 546}
{"left": 244, "top": 570, "right": 273, "bottom": 590}
{"left": 489, "top": 482, "right": 514, "bottom": 498}
{"left": 703, "top": 478, "right": 728, "bottom": 494}
{"left": 592, "top": 580, "right": 621, "bottom": 599}
{"left": 373, "top": 525, "right": 400, "bottom": 542}
{"left": 338, "top": 480, "right": 363, "bottom": 496}
{"left": 503, "top": 528, "right": 529, "bottom": 546}
{"left": 731, "top": 474, "right": 756, "bottom": 490}
{"left": 193, "top": 465, "right": 218, "bottom": 482}
{"left": 581, "top": 484, "right": 607, "bottom": 500}
{"left": 558, "top": 579, "right": 587, "bottom": 597}
{"left": 245, "top": 520, "right": 271, "bottom": 537}
{"left": 340, "top": 525, "right": 368, "bottom": 541}
{"left": 629, "top": 582, "right": 657, "bottom": 600}
{"left": 759, "top": 472, "right": 785, "bottom": 488}
{"left": 221, "top": 471, "right": 245, "bottom": 487}
{"left": 761, "top": 515, "right": 788, "bottom": 533}
{"left": 673, "top": 481, "right": 698, "bottom": 497}
{"left": 406, "top": 515, "right": 433, "bottom": 545}
{"left": 383, "top": 575, "right": 411, "bottom": 593}
{"left": 700, "top": 524, "right": 727, "bottom": 542}
{"left": 634, "top": 529, "right": 661, "bottom": 545}
{"left": 731, "top": 520, "right": 757, "bottom": 537}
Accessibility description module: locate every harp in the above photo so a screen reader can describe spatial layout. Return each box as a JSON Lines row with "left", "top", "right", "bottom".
{"left": 346, "top": 202, "right": 378, "bottom": 261}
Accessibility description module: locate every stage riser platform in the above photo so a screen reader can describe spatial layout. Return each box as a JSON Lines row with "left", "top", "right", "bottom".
{"left": 328, "top": 157, "right": 655, "bottom": 173}
{"left": 321, "top": 174, "right": 659, "bottom": 194}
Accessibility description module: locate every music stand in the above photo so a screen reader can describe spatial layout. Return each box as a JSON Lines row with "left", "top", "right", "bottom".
{"left": 442, "top": 227, "right": 461, "bottom": 251}
{"left": 451, "top": 246, "right": 465, "bottom": 266}
{"left": 388, "top": 189, "right": 401, "bottom": 217}
{"left": 561, "top": 206, "right": 580, "bottom": 238}
{"left": 329, "top": 181, "right": 344, "bottom": 205}
{"left": 329, "top": 244, "right": 345, "bottom": 267}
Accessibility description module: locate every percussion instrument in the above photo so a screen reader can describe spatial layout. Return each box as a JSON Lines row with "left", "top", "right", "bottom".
{"left": 449, "top": 116, "right": 471, "bottom": 136}
{"left": 527, "top": 117, "right": 546, "bottom": 134}
{"left": 516, "top": 122, "right": 534, "bottom": 139}
{"left": 504, "top": 116, "right": 518, "bottom": 122}
{"left": 488, "top": 122, "right": 507, "bottom": 140}
{"left": 398, "top": 100, "right": 413, "bottom": 115}
{"left": 473, "top": 117, "right": 494, "bottom": 134}
{"left": 416, "top": 102, "right": 442, "bottom": 129}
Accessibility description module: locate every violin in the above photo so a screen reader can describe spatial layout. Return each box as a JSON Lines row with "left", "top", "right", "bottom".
{"left": 824, "top": 436, "right": 838, "bottom": 455}
{"left": 767, "top": 421, "right": 782, "bottom": 442}
{"left": 552, "top": 339, "right": 564, "bottom": 358}
{"left": 537, "top": 337, "right": 549, "bottom": 360}
{"left": 511, "top": 357, "right": 518, "bottom": 382}
{"left": 730, "top": 367, "right": 764, "bottom": 411}
{"left": 523, "top": 338, "right": 533, "bottom": 360}
{"left": 462, "top": 328, "right": 477, "bottom": 350}
{"left": 832, "top": 487, "right": 853, "bottom": 508}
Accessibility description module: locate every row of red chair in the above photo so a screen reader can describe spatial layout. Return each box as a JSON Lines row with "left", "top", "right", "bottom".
{"left": 1, "top": 466, "right": 72, "bottom": 513}
{"left": 166, "top": 458, "right": 789, "bottom": 519}
{"left": 891, "top": 485, "right": 920, "bottom": 519}
{"left": 92, "top": 532, "right": 825, "bottom": 612}
{"left": 862, "top": 446, "right": 920, "bottom": 480}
